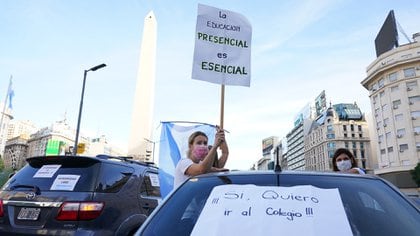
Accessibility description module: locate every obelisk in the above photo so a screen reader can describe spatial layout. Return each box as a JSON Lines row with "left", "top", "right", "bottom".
{"left": 128, "top": 11, "right": 157, "bottom": 161}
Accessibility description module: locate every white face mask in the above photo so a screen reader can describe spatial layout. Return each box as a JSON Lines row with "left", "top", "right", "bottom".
{"left": 337, "top": 160, "right": 352, "bottom": 171}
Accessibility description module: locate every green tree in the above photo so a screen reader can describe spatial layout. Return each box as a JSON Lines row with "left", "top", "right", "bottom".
{"left": 411, "top": 162, "right": 420, "bottom": 187}
{"left": 0, "top": 157, "right": 4, "bottom": 171}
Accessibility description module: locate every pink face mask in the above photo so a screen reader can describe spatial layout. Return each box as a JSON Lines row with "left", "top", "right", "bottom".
{"left": 192, "top": 145, "right": 208, "bottom": 160}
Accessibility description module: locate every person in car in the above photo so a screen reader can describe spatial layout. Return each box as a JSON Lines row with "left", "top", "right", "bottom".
{"left": 174, "top": 127, "right": 229, "bottom": 188}
{"left": 332, "top": 148, "right": 365, "bottom": 174}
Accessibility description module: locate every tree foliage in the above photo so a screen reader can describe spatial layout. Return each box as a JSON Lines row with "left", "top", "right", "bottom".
{"left": 411, "top": 162, "right": 420, "bottom": 187}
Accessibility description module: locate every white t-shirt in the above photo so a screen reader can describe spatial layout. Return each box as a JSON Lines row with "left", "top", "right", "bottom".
{"left": 174, "top": 158, "right": 194, "bottom": 188}
{"left": 352, "top": 167, "right": 366, "bottom": 174}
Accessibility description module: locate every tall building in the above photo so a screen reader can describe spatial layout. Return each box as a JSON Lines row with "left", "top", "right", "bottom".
{"left": 256, "top": 136, "right": 279, "bottom": 170}
{"left": 0, "top": 102, "right": 13, "bottom": 156}
{"left": 305, "top": 104, "right": 371, "bottom": 172}
{"left": 285, "top": 98, "right": 319, "bottom": 170}
{"left": 128, "top": 11, "right": 157, "bottom": 162}
{"left": 361, "top": 26, "right": 419, "bottom": 194}
{"left": 7, "top": 119, "right": 38, "bottom": 140}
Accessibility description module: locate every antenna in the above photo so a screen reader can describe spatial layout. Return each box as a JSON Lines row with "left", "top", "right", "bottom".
{"left": 396, "top": 20, "right": 412, "bottom": 43}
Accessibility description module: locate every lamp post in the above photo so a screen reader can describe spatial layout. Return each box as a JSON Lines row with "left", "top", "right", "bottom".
{"left": 73, "top": 63, "right": 107, "bottom": 155}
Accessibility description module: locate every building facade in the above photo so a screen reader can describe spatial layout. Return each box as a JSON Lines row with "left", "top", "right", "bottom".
{"left": 7, "top": 119, "right": 38, "bottom": 140}
{"left": 3, "top": 136, "right": 28, "bottom": 170}
{"left": 361, "top": 33, "right": 420, "bottom": 194}
{"left": 305, "top": 104, "right": 371, "bottom": 172}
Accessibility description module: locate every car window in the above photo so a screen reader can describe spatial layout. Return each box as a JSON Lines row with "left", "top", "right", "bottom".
{"left": 140, "top": 172, "right": 161, "bottom": 198}
{"left": 2, "top": 161, "right": 99, "bottom": 192}
{"left": 142, "top": 174, "right": 420, "bottom": 236}
{"left": 95, "top": 162, "right": 134, "bottom": 193}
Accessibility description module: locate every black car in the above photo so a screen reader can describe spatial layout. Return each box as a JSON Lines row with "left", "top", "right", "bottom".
{"left": 0, "top": 154, "right": 161, "bottom": 235}
{"left": 135, "top": 170, "right": 419, "bottom": 236}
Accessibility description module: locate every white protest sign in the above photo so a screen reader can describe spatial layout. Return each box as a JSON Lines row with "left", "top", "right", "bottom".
{"left": 50, "top": 175, "right": 80, "bottom": 191}
{"left": 33, "top": 164, "right": 61, "bottom": 178}
{"left": 192, "top": 4, "right": 252, "bottom": 87}
{"left": 191, "top": 184, "right": 352, "bottom": 236}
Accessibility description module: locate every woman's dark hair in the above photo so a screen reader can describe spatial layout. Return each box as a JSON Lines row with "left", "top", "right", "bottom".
{"left": 332, "top": 148, "right": 358, "bottom": 171}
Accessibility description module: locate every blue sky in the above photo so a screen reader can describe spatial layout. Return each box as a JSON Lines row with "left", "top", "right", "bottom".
{"left": 1, "top": 0, "right": 419, "bottom": 169}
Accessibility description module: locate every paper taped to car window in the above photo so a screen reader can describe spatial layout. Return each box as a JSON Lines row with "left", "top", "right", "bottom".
{"left": 33, "top": 164, "right": 61, "bottom": 178}
{"left": 50, "top": 175, "right": 80, "bottom": 191}
{"left": 192, "top": 184, "right": 352, "bottom": 236}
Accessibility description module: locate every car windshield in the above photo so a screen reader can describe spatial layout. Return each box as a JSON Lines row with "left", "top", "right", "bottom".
{"left": 142, "top": 173, "right": 420, "bottom": 236}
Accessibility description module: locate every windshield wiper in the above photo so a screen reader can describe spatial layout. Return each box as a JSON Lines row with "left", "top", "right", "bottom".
{"left": 10, "top": 184, "right": 41, "bottom": 194}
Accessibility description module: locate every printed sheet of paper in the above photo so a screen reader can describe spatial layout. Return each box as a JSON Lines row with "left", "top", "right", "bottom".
{"left": 50, "top": 175, "right": 80, "bottom": 191}
{"left": 149, "top": 173, "right": 160, "bottom": 187}
{"left": 191, "top": 184, "right": 352, "bottom": 236}
{"left": 33, "top": 164, "right": 61, "bottom": 178}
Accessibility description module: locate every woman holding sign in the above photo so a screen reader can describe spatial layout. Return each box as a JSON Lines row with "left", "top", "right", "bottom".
{"left": 332, "top": 148, "right": 365, "bottom": 174}
{"left": 174, "top": 127, "right": 229, "bottom": 188}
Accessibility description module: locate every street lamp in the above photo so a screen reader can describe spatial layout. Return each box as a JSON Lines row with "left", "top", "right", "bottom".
{"left": 73, "top": 63, "right": 107, "bottom": 155}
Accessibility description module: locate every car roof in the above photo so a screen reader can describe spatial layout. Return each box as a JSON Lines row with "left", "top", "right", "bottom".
{"left": 26, "top": 155, "right": 158, "bottom": 170}
{"left": 194, "top": 169, "right": 379, "bottom": 180}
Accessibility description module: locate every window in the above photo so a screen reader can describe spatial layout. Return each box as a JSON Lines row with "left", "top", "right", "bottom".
{"left": 352, "top": 133, "right": 355, "bottom": 138}
{"left": 378, "top": 135, "right": 384, "bottom": 144}
{"left": 404, "top": 67, "right": 416, "bottom": 78}
{"left": 360, "top": 142, "right": 364, "bottom": 148}
{"left": 399, "top": 144, "right": 409, "bottom": 152}
{"left": 359, "top": 133, "right": 363, "bottom": 138}
{"left": 358, "top": 125, "right": 362, "bottom": 132}
{"left": 327, "top": 142, "right": 335, "bottom": 149}
{"left": 380, "top": 91, "right": 385, "bottom": 97}
{"left": 96, "top": 163, "right": 134, "bottom": 193}
{"left": 397, "top": 128, "right": 405, "bottom": 137}
{"left": 375, "top": 108, "right": 380, "bottom": 117}
{"left": 411, "top": 111, "right": 420, "bottom": 119}
{"left": 391, "top": 85, "right": 399, "bottom": 92}
{"left": 387, "top": 147, "right": 394, "bottom": 153}
{"left": 388, "top": 72, "right": 397, "bottom": 82}
{"left": 378, "top": 78, "right": 385, "bottom": 88}
{"left": 383, "top": 118, "right": 389, "bottom": 127}
{"left": 327, "top": 133, "right": 335, "bottom": 139}
{"left": 395, "top": 114, "right": 403, "bottom": 121}
{"left": 392, "top": 100, "right": 401, "bottom": 109}
{"left": 343, "top": 125, "right": 347, "bottom": 131}
{"left": 414, "top": 126, "right": 420, "bottom": 133}
{"left": 409, "top": 96, "right": 420, "bottom": 105}
{"left": 416, "top": 142, "right": 420, "bottom": 151}
{"left": 385, "top": 132, "right": 391, "bottom": 140}
{"left": 350, "top": 124, "right": 354, "bottom": 131}
{"left": 371, "top": 83, "right": 379, "bottom": 91}
{"left": 345, "top": 142, "right": 349, "bottom": 148}
{"left": 327, "top": 125, "right": 333, "bottom": 132}
{"left": 406, "top": 81, "right": 417, "bottom": 90}
{"left": 373, "top": 95, "right": 378, "bottom": 104}
{"left": 140, "top": 172, "right": 161, "bottom": 198}
{"left": 352, "top": 142, "right": 356, "bottom": 148}
{"left": 380, "top": 149, "right": 386, "bottom": 154}
{"left": 344, "top": 133, "right": 348, "bottom": 138}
